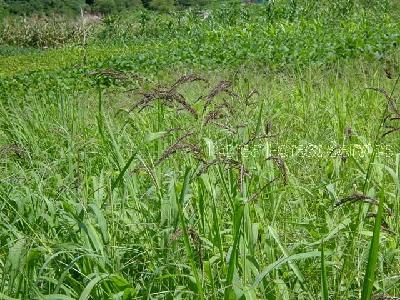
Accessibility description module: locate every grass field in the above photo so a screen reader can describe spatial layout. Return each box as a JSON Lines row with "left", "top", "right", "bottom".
{"left": 1, "top": 1, "right": 400, "bottom": 299}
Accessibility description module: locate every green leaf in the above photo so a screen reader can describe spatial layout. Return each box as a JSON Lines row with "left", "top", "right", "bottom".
{"left": 321, "top": 242, "right": 329, "bottom": 300}
{"left": 7, "top": 237, "right": 25, "bottom": 273}
{"left": 122, "top": 288, "right": 136, "bottom": 300}
{"left": 252, "top": 251, "right": 323, "bottom": 289}
{"left": 0, "top": 293, "right": 19, "bottom": 300}
{"left": 269, "top": 226, "right": 304, "bottom": 283}
{"left": 84, "top": 222, "right": 105, "bottom": 255}
{"left": 42, "top": 295, "right": 75, "bottom": 300}
{"left": 204, "top": 138, "right": 216, "bottom": 159}
{"left": 89, "top": 203, "right": 109, "bottom": 244}
{"left": 79, "top": 273, "right": 109, "bottom": 300}
{"left": 255, "top": 98, "right": 264, "bottom": 135}
{"left": 307, "top": 218, "right": 350, "bottom": 246}
{"left": 111, "top": 151, "right": 137, "bottom": 191}
{"left": 361, "top": 189, "right": 385, "bottom": 300}
{"left": 176, "top": 168, "right": 204, "bottom": 300}
{"left": 144, "top": 131, "right": 166, "bottom": 142}
{"left": 109, "top": 275, "right": 130, "bottom": 289}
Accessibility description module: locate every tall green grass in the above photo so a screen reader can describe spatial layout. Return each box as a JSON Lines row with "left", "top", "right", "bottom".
{"left": 1, "top": 54, "right": 399, "bottom": 298}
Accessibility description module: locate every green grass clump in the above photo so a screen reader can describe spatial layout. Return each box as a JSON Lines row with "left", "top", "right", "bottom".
{"left": 1, "top": 53, "right": 400, "bottom": 298}
{"left": 1, "top": 1, "right": 400, "bottom": 298}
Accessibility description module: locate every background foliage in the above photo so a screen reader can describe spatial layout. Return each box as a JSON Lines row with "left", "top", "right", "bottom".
{"left": 0, "top": 0, "right": 209, "bottom": 17}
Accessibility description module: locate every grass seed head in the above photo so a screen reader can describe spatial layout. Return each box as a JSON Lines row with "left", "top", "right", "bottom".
{"left": 267, "top": 155, "right": 288, "bottom": 185}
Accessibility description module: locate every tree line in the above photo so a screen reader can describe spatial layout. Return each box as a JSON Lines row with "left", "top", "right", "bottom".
{"left": 0, "top": 0, "right": 211, "bottom": 17}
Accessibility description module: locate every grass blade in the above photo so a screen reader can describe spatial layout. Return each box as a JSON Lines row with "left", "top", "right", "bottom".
{"left": 361, "top": 189, "right": 385, "bottom": 300}
{"left": 269, "top": 226, "right": 304, "bottom": 283}
{"left": 321, "top": 241, "right": 329, "bottom": 300}
{"left": 176, "top": 168, "right": 205, "bottom": 300}
{"left": 43, "top": 295, "right": 75, "bottom": 300}
{"left": 79, "top": 273, "right": 109, "bottom": 300}
{"left": 252, "top": 251, "right": 323, "bottom": 289}
{"left": 111, "top": 151, "right": 137, "bottom": 191}
{"left": 224, "top": 202, "right": 244, "bottom": 300}
{"left": 0, "top": 293, "right": 19, "bottom": 300}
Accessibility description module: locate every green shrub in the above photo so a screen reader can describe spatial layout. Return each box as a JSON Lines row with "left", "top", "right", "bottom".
{"left": 149, "top": 0, "right": 175, "bottom": 12}
{"left": 93, "top": 0, "right": 117, "bottom": 14}
{"left": 3, "top": 0, "right": 85, "bottom": 16}
{"left": 0, "top": 0, "right": 8, "bottom": 21}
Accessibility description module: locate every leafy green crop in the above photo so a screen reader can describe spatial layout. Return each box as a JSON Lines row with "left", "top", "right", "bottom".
{"left": 1, "top": 0, "right": 399, "bottom": 77}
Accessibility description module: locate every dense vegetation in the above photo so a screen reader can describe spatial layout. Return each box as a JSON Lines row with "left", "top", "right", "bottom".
{"left": 1, "top": 0, "right": 400, "bottom": 299}
{"left": 0, "top": 0, "right": 399, "bottom": 73}
{"left": 0, "top": 0, "right": 208, "bottom": 17}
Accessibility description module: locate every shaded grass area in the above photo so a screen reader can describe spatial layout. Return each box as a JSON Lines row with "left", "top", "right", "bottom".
{"left": 1, "top": 54, "right": 400, "bottom": 298}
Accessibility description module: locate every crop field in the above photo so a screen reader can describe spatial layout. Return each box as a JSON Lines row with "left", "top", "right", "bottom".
{"left": 1, "top": 0, "right": 400, "bottom": 299}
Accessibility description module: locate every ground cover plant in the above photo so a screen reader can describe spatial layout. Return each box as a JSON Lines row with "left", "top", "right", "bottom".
{"left": 1, "top": 0, "right": 400, "bottom": 299}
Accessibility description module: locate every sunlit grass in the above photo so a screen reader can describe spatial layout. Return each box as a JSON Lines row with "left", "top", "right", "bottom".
{"left": 1, "top": 54, "right": 399, "bottom": 298}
